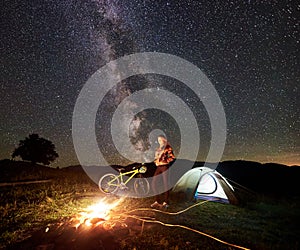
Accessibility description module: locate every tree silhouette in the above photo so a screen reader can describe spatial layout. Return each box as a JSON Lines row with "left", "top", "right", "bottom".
{"left": 12, "top": 134, "right": 59, "bottom": 165}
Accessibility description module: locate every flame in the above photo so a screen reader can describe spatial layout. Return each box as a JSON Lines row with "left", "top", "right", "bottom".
{"left": 72, "top": 197, "right": 123, "bottom": 229}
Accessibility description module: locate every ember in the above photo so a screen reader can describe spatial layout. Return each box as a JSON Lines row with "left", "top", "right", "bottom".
{"left": 72, "top": 198, "right": 123, "bottom": 229}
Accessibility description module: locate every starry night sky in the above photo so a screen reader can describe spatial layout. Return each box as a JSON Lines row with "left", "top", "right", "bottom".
{"left": 1, "top": 0, "right": 299, "bottom": 167}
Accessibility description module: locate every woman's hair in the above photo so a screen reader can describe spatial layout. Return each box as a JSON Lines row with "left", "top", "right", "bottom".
{"left": 158, "top": 134, "right": 167, "bottom": 141}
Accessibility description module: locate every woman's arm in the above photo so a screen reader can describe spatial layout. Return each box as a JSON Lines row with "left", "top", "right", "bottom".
{"left": 157, "top": 145, "right": 175, "bottom": 165}
{"left": 165, "top": 145, "right": 175, "bottom": 163}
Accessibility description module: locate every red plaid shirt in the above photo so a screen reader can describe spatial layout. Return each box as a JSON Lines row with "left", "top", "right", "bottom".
{"left": 154, "top": 144, "right": 175, "bottom": 166}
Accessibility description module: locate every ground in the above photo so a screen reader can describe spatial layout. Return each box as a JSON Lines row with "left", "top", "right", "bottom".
{"left": 0, "top": 162, "right": 299, "bottom": 249}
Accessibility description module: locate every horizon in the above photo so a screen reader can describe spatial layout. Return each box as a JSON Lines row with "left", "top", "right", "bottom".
{"left": 1, "top": 143, "right": 299, "bottom": 168}
{"left": 2, "top": 158, "right": 299, "bottom": 168}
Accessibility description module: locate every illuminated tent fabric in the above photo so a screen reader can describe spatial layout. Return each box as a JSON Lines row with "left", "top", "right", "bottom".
{"left": 171, "top": 167, "right": 238, "bottom": 204}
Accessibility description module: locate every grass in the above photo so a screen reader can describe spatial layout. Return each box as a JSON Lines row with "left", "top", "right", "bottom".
{"left": 118, "top": 199, "right": 300, "bottom": 250}
{"left": 0, "top": 162, "right": 299, "bottom": 249}
{"left": 0, "top": 164, "right": 99, "bottom": 247}
{"left": 0, "top": 184, "right": 95, "bottom": 246}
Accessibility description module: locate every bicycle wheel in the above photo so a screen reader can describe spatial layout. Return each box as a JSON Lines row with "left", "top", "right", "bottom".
{"left": 134, "top": 177, "right": 150, "bottom": 196}
{"left": 99, "top": 173, "right": 119, "bottom": 194}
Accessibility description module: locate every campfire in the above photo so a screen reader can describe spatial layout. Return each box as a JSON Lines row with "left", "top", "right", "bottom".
{"left": 72, "top": 198, "right": 124, "bottom": 229}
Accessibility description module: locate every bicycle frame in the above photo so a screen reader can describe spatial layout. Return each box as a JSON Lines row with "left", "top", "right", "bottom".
{"left": 109, "top": 168, "right": 140, "bottom": 186}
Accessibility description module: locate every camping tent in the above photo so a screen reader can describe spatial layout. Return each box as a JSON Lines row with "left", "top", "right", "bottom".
{"left": 171, "top": 167, "right": 238, "bottom": 204}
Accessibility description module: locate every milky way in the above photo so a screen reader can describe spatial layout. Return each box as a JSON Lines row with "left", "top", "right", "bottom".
{"left": 1, "top": 0, "right": 299, "bottom": 167}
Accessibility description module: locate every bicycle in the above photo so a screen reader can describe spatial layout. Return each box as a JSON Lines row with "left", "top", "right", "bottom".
{"left": 98, "top": 164, "right": 150, "bottom": 196}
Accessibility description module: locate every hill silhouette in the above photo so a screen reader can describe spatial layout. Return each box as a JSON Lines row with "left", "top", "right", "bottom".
{"left": 0, "top": 159, "right": 92, "bottom": 185}
{"left": 121, "top": 159, "right": 300, "bottom": 196}
{"left": 1, "top": 159, "right": 299, "bottom": 197}
{"left": 216, "top": 160, "right": 300, "bottom": 197}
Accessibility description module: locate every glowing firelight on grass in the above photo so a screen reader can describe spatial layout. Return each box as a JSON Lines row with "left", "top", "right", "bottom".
{"left": 72, "top": 198, "right": 124, "bottom": 229}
